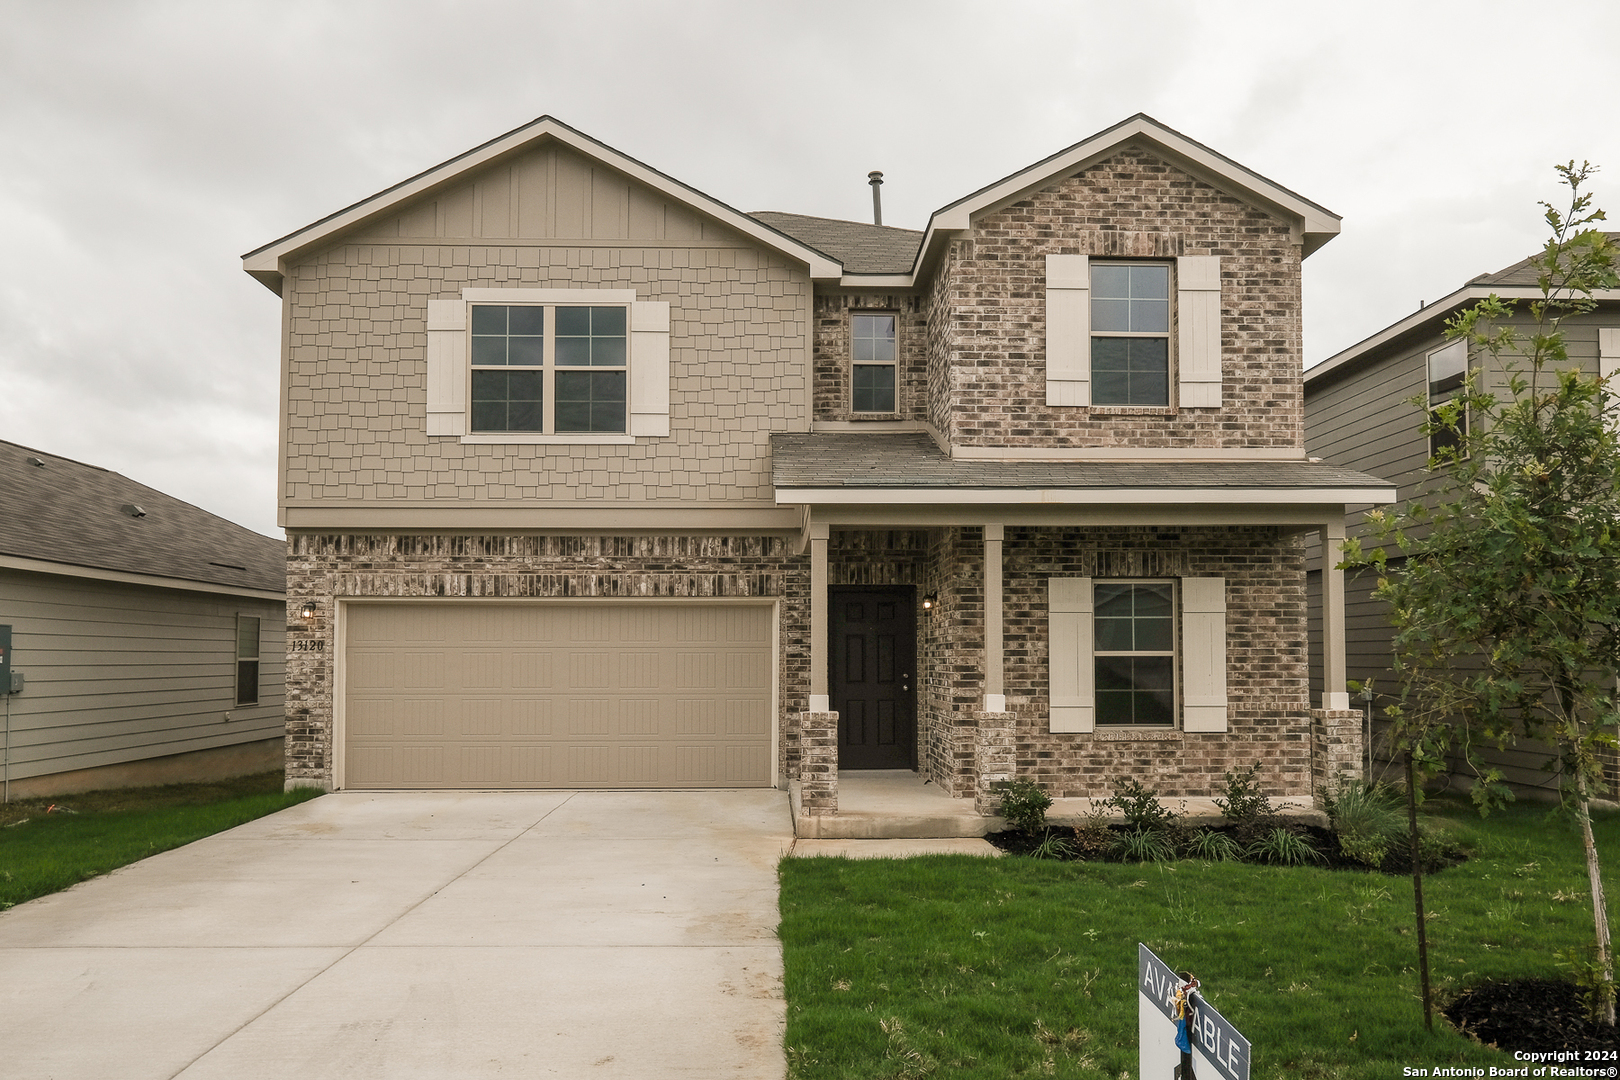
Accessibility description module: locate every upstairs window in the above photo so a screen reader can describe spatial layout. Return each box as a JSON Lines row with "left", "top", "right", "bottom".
{"left": 471, "top": 304, "right": 628, "bottom": 434}
{"left": 235, "top": 615, "right": 260, "bottom": 706}
{"left": 1427, "top": 339, "right": 1468, "bottom": 457}
{"left": 851, "top": 313, "right": 897, "bottom": 414}
{"left": 1091, "top": 263, "right": 1170, "bottom": 406}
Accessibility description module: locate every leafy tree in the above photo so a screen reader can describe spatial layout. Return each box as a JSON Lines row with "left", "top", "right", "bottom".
{"left": 1342, "top": 162, "right": 1620, "bottom": 1025}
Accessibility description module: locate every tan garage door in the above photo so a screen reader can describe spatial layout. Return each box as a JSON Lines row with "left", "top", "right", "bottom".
{"left": 342, "top": 602, "right": 773, "bottom": 789}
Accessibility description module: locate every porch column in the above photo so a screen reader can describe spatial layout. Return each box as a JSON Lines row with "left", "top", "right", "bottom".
{"left": 1320, "top": 519, "right": 1350, "bottom": 710}
{"left": 809, "top": 521, "right": 830, "bottom": 712}
{"left": 984, "top": 523, "right": 1005, "bottom": 712}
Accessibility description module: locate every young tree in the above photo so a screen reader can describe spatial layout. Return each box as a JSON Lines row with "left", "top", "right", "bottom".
{"left": 1342, "top": 162, "right": 1619, "bottom": 1024}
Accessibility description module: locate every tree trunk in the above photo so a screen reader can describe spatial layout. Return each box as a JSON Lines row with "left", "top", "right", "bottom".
{"left": 1407, "top": 751, "right": 1433, "bottom": 1031}
{"left": 1575, "top": 775, "right": 1616, "bottom": 1025}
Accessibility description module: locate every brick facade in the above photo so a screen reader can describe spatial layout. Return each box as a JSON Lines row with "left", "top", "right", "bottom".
{"left": 813, "top": 292, "right": 928, "bottom": 423}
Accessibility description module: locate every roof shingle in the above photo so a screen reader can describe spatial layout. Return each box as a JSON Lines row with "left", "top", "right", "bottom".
{"left": 748, "top": 212, "right": 921, "bottom": 275}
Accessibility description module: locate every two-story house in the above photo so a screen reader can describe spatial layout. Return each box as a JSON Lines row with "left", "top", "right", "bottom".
{"left": 1305, "top": 238, "right": 1620, "bottom": 799}
{"left": 243, "top": 114, "right": 1391, "bottom": 830}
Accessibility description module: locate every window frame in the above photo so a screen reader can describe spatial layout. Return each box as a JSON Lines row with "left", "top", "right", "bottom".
{"left": 469, "top": 302, "right": 630, "bottom": 437}
{"left": 1426, "top": 339, "right": 1469, "bottom": 459}
{"left": 235, "top": 615, "right": 260, "bottom": 707}
{"left": 850, "top": 311, "right": 899, "bottom": 416}
{"left": 1089, "top": 261, "right": 1174, "bottom": 408}
{"left": 1091, "top": 578, "right": 1178, "bottom": 727}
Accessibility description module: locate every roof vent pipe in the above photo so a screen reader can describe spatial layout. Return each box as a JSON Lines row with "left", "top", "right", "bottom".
{"left": 868, "top": 171, "right": 884, "bottom": 226}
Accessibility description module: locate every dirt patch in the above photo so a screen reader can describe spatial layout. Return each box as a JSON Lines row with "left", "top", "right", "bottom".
{"left": 1445, "top": 978, "right": 1618, "bottom": 1053}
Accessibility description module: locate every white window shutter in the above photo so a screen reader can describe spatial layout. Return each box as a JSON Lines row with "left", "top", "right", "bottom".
{"left": 1601, "top": 328, "right": 1620, "bottom": 386}
{"left": 425, "top": 299, "right": 466, "bottom": 436}
{"left": 630, "top": 300, "right": 671, "bottom": 437}
{"left": 1177, "top": 255, "right": 1222, "bottom": 409}
{"left": 1045, "top": 255, "right": 1090, "bottom": 406}
{"left": 1181, "top": 576, "right": 1228, "bottom": 732}
{"left": 1048, "top": 577, "right": 1094, "bottom": 733}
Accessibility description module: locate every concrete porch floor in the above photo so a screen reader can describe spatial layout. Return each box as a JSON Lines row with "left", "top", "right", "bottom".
{"left": 789, "top": 771, "right": 1327, "bottom": 839}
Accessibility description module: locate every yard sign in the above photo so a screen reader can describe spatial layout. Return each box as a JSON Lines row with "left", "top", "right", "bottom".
{"left": 1139, "top": 943, "right": 1250, "bottom": 1080}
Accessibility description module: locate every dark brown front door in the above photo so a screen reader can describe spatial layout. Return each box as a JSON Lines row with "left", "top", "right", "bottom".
{"left": 830, "top": 586, "right": 917, "bottom": 769}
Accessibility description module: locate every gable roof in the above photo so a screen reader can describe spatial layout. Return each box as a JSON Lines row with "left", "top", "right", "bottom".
{"left": 242, "top": 116, "right": 845, "bottom": 294}
{"left": 0, "top": 440, "right": 284, "bottom": 597}
{"left": 1305, "top": 231, "right": 1620, "bottom": 390}
{"left": 748, "top": 212, "right": 922, "bottom": 275}
{"left": 910, "top": 113, "right": 1341, "bottom": 278}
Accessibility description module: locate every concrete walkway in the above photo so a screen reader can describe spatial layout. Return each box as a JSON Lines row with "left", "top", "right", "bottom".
{"left": 0, "top": 789, "right": 795, "bottom": 1079}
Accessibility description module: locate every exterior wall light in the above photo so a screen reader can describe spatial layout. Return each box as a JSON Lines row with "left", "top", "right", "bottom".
{"left": 921, "top": 593, "right": 937, "bottom": 613}
{"left": 299, "top": 603, "right": 317, "bottom": 622}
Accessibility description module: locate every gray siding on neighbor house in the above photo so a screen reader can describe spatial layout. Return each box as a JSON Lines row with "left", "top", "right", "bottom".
{"left": 0, "top": 569, "right": 285, "bottom": 783}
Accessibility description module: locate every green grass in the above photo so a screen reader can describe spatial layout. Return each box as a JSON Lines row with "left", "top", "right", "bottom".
{"left": 0, "top": 771, "right": 323, "bottom": 910}
{"left": 779, "top": 797, "right": 1619, "bottom": 1080}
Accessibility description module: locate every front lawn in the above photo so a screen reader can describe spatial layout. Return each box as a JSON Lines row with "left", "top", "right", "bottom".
{"left": 779, "top": 797, "right": 1618, "bottom": 1079}
{"left": 0, "top": 771, "right": 322, "bottom": 910}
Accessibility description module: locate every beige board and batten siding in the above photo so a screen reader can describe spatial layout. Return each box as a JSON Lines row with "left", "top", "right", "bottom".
{"left": 281, "top": 142, "right": 812, "bottom": 525}
{"left": 340, "top": 601, "right": 774, "bottom": 789}
{"left": 0, "top": 569, "right": 285, "bottom": 783}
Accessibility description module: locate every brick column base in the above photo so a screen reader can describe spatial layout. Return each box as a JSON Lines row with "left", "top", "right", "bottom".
{"left": 798, "top": 711, "right": 840, "bottom": 816}
{"left": 1312, "top": 707, "right": 1364, "bottom": 802}
{"left": 974, "top": 710, "right": 1017, "bottom": 816}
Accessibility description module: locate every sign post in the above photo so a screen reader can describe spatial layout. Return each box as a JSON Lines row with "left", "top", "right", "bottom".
{"left": 1139, "top": 944, "right": 1249, "bottom": 1080}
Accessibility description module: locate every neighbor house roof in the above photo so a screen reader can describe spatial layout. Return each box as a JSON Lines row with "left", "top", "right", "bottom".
{"left": 770, "top": 433, "right": 1392, "bottom": 505}
{"left": 1306, "top": 232, "right": 1620, "bottom": 390}
{"left": 0, "top": 440, "right": 284, "bottom": 598}
{"left": 748, "top": 212, "right": 922, "bottom": 275}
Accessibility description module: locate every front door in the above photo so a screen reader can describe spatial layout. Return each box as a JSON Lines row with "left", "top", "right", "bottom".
{"left": 830, "top": 586, "right": 917, "bottom": 769}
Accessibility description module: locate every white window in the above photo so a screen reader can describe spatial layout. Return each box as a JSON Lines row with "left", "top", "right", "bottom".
{"left": 235, "top": 615, "right": 260, "bottom": 707}
{"left": 1047, "top": 576, "right": 1227, "bottom": 733}
{"left": 1044, "top": 254, "right": 1222, "bottom": 408}
{"left": 851, "top": 313, "right": 898, "bottom": 414}
{"left": 425, "top": 289, "right": 670, "bottom": 442}
{"left": 1426, "top": 339, "right": 1468, "bottom": 457}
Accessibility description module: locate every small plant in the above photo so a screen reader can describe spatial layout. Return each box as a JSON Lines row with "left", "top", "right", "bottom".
{"left": 1556, "top": 943, "right": 1619, "bottom": 1023}
{"left": 993, "top": 778, "right": 1052, "bottom": 833}
{"left": 1326, "top": 777, "right": 1404, "bottom": 868}
{"left": 1070, "top": 807, "right": 1115, "bottom": 860}
{"left": 1103, "top": 777, "right": 1181, "bottom": 834}
{"left": 1185, "top": 827, "right": 1241, "bottom": 862}
{"left": 1111, "top": 826, "right": 1176, "bottom": 864}
{"left": 1214, "top": 763, "right": 1273, "bottom": 824}
{"left": 1245, "top": 825, "right": 1324, "bottom": 866}
{"left": 1031, "top": 831, "right": 1075, "bottom": 860}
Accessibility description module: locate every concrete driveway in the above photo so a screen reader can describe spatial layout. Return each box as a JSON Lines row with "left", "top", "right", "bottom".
{"left": 0, "top": 789, "right": 794, "bottom": 1079}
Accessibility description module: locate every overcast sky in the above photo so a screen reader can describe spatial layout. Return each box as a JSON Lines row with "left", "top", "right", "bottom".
{"left": 3, "top": 0, "right": 1618, "bottom": 539}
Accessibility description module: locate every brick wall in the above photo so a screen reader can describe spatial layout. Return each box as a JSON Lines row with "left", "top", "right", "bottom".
{"left": 812, "top": 292, "right": 928, "bottom": 423}
{"left": 928, "top": 148, "right": 1305, "bottom": 451}
{"left": 285, "top": 533, "right": 809, "bottom": 789}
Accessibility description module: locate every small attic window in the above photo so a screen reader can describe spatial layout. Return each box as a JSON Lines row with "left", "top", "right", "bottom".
{"left": 120, "top": 504, "right": 147, "bottom": 519}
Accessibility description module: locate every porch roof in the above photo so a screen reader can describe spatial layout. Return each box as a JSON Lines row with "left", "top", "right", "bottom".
{"left": 770, "top": 433, "right": 1394, "bottom": 507}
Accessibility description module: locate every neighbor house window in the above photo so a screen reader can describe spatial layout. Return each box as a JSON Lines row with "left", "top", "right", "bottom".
{"left": 852, "top": 313, "right": 897, "bottom": 413}
{"left": 1091, "top": 263, "right": 1170, "bottom": 406}
{"left": 471, "top": 304, "right": 627, "bottom": 434}
{"left": 1092, "top": 581, "right": 1175, "bottom": 725}
{"left": 235, "top": 615, "right": 260, "bottom": 706}
{"left": 1427, "top": 339, "right": 1468, "bottom": 457}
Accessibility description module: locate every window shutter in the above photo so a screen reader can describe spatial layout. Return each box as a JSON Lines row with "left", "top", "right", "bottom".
{"left": 1181, "top": 576, "right": 1228, "bottom": 732}
{"left": 1601, "top": 328, "right": 1620, "bottom": 384}
{"left": 1045, "top": 255, "right": 1090, "bottom": 406}
{"left": 1048, "top": 577, "right": 1094, "bottom": 733}
{"left": 1176, "top": 255, "right": 1222, "bottom": 408}
{"left": 425, "top": 299, "right": 466, "bottom": 436}
{"left": 630, "top": 300, "right": 671, "bottom": 437}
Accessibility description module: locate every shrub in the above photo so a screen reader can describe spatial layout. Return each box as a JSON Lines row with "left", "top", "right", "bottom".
{"left": 1214, "top": 764, "right": 1274, "bottom": 825}
{"left": 1185, "top": 827, "right": 1242, "bottom": 862}
{"left": 1030, "top": 831, "right": 1076, "bottom": 860}
{"left": 993, "top": 779, "right": 1052, "bottom": 833}
{"left": 1112, "top": 827, "right": 1176, "bottom": 864}
{"left": 1245, "top": 826, "right": 1324, "bottom": 866}
{"left": 1325, "top": 778, "right": 1405, "bottom": 868}
{"left": 1102, "top": 777, "right": 1181, "bottom": 834}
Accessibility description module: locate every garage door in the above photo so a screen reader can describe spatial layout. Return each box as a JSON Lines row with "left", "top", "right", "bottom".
{"left": 342, "top": 602, "right": 773, "bottom": 789}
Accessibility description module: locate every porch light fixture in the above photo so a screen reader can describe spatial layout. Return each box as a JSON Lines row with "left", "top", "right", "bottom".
{"left": 299, "top": 602, "right": 317, "bottom": 622}
{"left": 922, "top": 593, "right": 937, "bottom": 613}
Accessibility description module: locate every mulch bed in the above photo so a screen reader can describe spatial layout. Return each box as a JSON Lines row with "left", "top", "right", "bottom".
{"left": 1445, "top": 978, "right": 1619, "bottom": 1053}
{"left": 985, "top": 822, "right": 1469, "bottom": 875}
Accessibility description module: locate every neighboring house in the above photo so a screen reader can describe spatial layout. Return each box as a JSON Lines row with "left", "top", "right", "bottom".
{"left": 0, "top": 440, "right": 286, "bottom": 799}
{"left": 242, "top": 113, "right": 1392, "bottom": 827}
{"left": 1304, "top": 237, "right": 1620, "bottom": 800}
